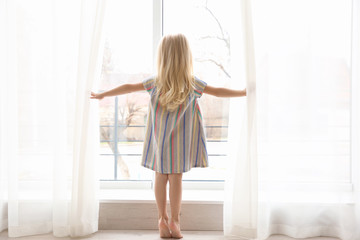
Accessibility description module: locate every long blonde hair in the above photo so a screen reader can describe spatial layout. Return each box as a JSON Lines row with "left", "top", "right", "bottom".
{"left": 155, "top": 34, "right": 195, "bottom": 112}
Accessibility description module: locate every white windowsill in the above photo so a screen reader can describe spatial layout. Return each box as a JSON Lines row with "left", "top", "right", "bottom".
{"left": 10, "top": 181, "right": 354, "bottom": 204}
{"left": 98, "top": 189, "right": 224, "bottom": 204}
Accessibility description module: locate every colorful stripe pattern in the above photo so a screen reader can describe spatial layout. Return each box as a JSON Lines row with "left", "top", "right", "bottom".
{"left": 141, "top": 76, "right": 209, "bottom": 173}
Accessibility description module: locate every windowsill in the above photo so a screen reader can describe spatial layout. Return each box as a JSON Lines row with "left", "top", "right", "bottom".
{"left": 98, "top": 189, "right": 224, "bottom": 204}
{"left": 10, "top": 181, "right": 354, "bottom": 204}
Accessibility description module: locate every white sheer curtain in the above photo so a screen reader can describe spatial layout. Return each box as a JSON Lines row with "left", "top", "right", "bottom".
{"left": 252, "top": 0, "right": 360, "bottom": 240}
{"left": 225, "top": 0, "right": 360, "bottom": 240}
{"left": 0, "top": 0, "right": 106, "bottom": 237}
{"left": 352, "top": 1, "right": 360, "bottom": 239}
{"left": 224, "top": 0, "right": 257, "bottom": 239}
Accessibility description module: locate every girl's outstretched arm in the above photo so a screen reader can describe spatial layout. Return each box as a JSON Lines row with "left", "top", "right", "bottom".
{"left": 203, "top": 85, "right": 246, "bottom": 98}
{"left": 90, "top": 83, "right": 144, "bottom": 100}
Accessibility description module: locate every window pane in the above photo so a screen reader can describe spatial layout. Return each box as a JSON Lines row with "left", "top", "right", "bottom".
{"left": 163, "top": 0, "right": 232, "bottom": 182}
{"left": 253, "top": 0, "right": 351, "bottom": 183}
{"left": 99, "top": 0, "right": 153, "bottom": 180}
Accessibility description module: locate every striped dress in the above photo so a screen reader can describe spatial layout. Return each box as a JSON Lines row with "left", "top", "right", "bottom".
{"left": 141, "top": 76, "right": 208, "bottom": 174}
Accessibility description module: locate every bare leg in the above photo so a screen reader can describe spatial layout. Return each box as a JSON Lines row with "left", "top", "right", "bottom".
{"left": 168, "top": 173, "right": 183, "bottom": 239}
{"left": 154, "top": 172, "right": 171, "bottom": 238}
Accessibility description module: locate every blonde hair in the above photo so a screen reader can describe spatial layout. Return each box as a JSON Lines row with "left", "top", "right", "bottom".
{"left": 155, "top": 34, "right": 195, "bottom": 112}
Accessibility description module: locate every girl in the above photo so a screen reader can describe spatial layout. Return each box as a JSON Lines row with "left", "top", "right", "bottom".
{"left": 91, "top": 33, "right": 246, "bottom": 239}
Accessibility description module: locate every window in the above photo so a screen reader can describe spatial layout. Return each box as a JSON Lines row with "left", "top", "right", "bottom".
{"left": 163, "top": 0, "right": 232, "bottom": 182}
{"left": 98, "top": 0, "right": 232, "bottom": 188}
{"left": 99, "top": 0, "right": 353, "bottom": 192}
{"left": 98, "top": 0, "right": 154, "bottom": 184}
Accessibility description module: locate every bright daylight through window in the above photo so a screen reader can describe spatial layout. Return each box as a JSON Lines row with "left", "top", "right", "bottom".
{"left": 253, "top": 0, "right": 352, "bottom": 188}
{"left": 97, "top": 0, "right": 352, "bottom": 192}
{"left": 98, "top": 0, "right": 232, "bottom": 187}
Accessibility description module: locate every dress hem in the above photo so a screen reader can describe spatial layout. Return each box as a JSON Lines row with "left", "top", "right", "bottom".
{"left": 141, "top": 164, "right": 208, "bottom": 174}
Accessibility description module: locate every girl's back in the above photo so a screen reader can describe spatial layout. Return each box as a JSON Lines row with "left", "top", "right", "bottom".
{"left": 141, "top": 76, "right": 208, "bottom": 174}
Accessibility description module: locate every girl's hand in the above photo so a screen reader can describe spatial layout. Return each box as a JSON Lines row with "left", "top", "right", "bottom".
{"left": 90, "top": 91, "right": 105, "bottom": 100}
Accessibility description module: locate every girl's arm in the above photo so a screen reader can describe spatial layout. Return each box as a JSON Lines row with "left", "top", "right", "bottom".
{"left": 90, "top": 83, "right": 144, "bottom": 100}
{"left": 203, "top": 85, "right": 246, "bottom": 97}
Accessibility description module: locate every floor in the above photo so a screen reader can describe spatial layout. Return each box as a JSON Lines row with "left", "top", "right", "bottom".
{"left": 0, "top": 230, "right": 341, "bottom": 240}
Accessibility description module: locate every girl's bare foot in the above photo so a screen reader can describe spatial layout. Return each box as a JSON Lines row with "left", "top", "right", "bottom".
{"left": 158, "top": 218, "right": 171, "bottom": 238}
{"left": 169, "top": 220, "right": 183, "bottom": 239}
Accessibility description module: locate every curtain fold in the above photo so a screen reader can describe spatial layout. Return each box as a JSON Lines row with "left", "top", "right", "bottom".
{"left": 69, "top": 0, "right": 106, "bottom": 236}
{"left": 351, "top": 0, "right": 360, "bottom": 239}
{"left": 224, "top": 0, "right": 257, "bottom": 239}
{"left": 0, "top": 0, "right": 106, "bottom": 237}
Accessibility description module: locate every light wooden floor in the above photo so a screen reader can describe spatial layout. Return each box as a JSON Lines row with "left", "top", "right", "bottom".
{"left": 0, "top": 230, "right": 341, "bottom": 240}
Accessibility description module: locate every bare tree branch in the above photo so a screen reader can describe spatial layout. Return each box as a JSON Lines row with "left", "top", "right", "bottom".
{"left": 126, "top": 100, "right": 143, "bottom": 126}
{"left": 198, "top": 35, "right": 230, "bottom": 50}
{"left": 195, "top": 58, "right": 231, "bottom": 78}
{"left": 203, "top": 0, "right": 230, "bottom": 50}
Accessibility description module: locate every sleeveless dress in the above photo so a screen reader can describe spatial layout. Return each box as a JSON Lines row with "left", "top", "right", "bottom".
{"left": 141, "top": 76, "right": 209, "bottom": 174}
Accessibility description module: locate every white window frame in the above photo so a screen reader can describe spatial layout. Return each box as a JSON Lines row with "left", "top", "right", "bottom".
{"left": 100, "top": 0, "right": 356, "bottom": 196}
{"left": 99, "top": 0, "right": 225, "bottom": 192}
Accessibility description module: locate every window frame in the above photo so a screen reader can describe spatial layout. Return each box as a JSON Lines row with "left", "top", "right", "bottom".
{"left": 99, "top": 0, "right": 356, "bottom": 197}
{"left": 99, "top": 0, "right": 226, "bottom": 192}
